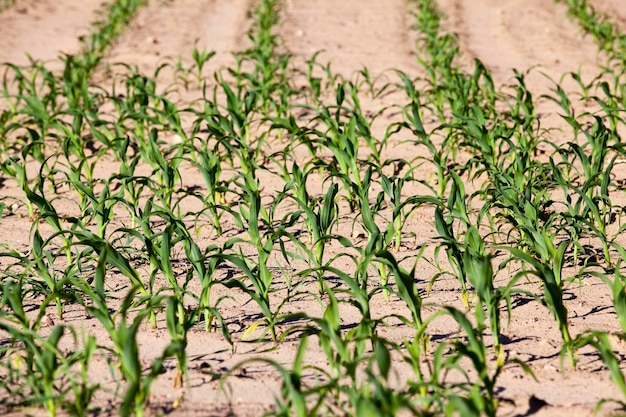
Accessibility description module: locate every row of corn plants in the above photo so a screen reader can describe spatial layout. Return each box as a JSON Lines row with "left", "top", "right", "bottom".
{"left": 412, "top": 0, "right": 626, "bottom": 409}
{"left": 556, "top": 0, "right": 626, "bottom": 71}
{"left": 217, "top": 0, "right": 626, "bottom": 414}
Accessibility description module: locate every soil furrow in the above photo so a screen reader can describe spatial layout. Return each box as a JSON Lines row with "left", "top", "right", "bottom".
{"left": 435, "top": 0, "right": 602, "bottom": 90}
{"left": 279, "top": 0, "right": 427, "bottom": 173}
{"left": 102, "top": 0, "right": 252, "bottom": 74}
{"left": 589, "top": 0, "right": 626, "bottom": 30}
{"left": 0, "top": 0, "right": 108, "bottom": 69}
{"left": 279, "top": 0, "right": 420, "bottom": 77}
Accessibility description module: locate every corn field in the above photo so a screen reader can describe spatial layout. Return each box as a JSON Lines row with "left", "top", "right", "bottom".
{"left": 1, "top": 0, "right": 626, "bottom": 415}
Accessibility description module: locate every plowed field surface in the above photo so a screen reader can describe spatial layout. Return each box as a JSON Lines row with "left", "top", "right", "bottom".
{"left": 1, "top": 1, "right": 626, "bottom": 416}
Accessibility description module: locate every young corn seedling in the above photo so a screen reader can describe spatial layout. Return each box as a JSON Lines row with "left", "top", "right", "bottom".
{"left": 20, "top": 159, "right": 81, "bottom": 261}
{"left": 109, "top": 71, "right": 159, "bottom": 151}
{"left": 29, "top": 230, "right": 74, "bottom": 320}
{"left": 301, "top": 51, "right": 325, "bottom": 106}
{"left": 337, "top": 80, "right": 390, "bottom": 165}
{"left": 188, "top": 139, "right": 228, "bottom": 236}
{"left": 541, "top": 76, "right": 576, "bottom": 121}
{"left": 380, "top": 169, "right": 440, "bottom": 251}
{"left": 368, "top": 249, "right": 424, "bottom": 330}
{"left": 352, "top": 337, "right": 417, "bottom": 416}
{"left": 66, "top": 177, "right": 123, "bottom": 239}
{"left": 0, "top": 281, "right": 97, "bottom": 417}
{"left": 452, "top": 105, "right": 516, "bottom": 180}
{"left": 401, "top": 303, "right": 503, "bottom": 415}
{"left": 431, "top": 170, "right": 474, "bottom": 308}
{"left": 60, "top": 55, "right": 93, "bottom": 112}
{"left": 395, "top": 100, "right": 455, "bottom": 200}
{"left": 589, "top": 81, "right": 625, "bottom": 132}
{"left": 287, "top": 181, "right": 340, "bottom": 293}
{"left": 405, "top": 307, "right": 531, "bottom": 416}
{"left": 72, "top": 282, "right": 170, "bottom": 417}
{"left": 218, "top": 244, "right": 298, "bottom": 342}
{"left": 114, "top": 198, "right": 189, "bottom": 327}
{"left": 287, "top": 258, "right": 418, "bottom": 415}
{"left": 61, "top": 332, "right": 99, "bottom": 417}
{"left": 220, "top": 175, "right": 298, "bottom": 340}
{"left": 152, "top": 95, "right": 188, "bottom": 141}
{"left": 180, "top": 236, "right": 230, "bottom": 337}
{"left": 439, "top": 306, "right": 534, "bottom": 417}
{"left": 0, "top": 322, "right": 78, "bottom": 417}
{"left": 2, "top": 59, "right": 65, "bottom": 130}
{"left": 144, "top": 128, "right": 185, "bottom": 209}
{"left": 8, "top": 68, "right": 64, "bottom": 148}
{"left": 310, "top": 105, "right": 368, "bottom": 212}
{"left": 165, "top": 295, "right": 195, "bottom": 392}
{"left": 569, "top": 330, "right": 626, "bottom": 411}
{"left": 1, "top": 147, "right": 40, "bottom": 220}
{"left": 357, "top": 167, "right": 407, "bottom": 297}
{"left": 462, "top": 226, "right": 518, "bottom": 364}
{"left": 190, "top": 45, "right": 216, "bottom": 86}
{"left": 552, "top": 116, "right": 619, "bottom": 266}
{"left": 203, "top": 104, "right": 262, "bottom": 181}
{"left": 210, "top": 75, "right": 258, "bottom": 149}
{"left": 312, "top": 287, "right": 374, "bottom": 384}
{"left": 487, "top": 168, "right": 556, "bottom": 260}
{"left": 557, "top": 174, "right": 619, "bottom": 268}
{"left": 591, "top": 257, "right": 626, "bottom": 334}
{"left": 499, "top": 240, "right": 576, "bottom": 368}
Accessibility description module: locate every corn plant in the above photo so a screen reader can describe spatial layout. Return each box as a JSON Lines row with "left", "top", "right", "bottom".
{"left": 28, "top": 230, "right": 73, "bottom": 319}
{"left": 380, "top": 170, "right": 440, "bottom": 251}
{"left": 0, "top": 281, "right": 98, "bottom": 417}
{"left": 187, "top": 139, "right": 228, "bottom": 236}
{"left": 596, "top": 254, "right": 626, "bottom": 334}
{"left": 217, "top": 247, "right": 299, "bottom": 342}
{"left": 219, "top": 173, "right": 300, "bottom": 340}
{"left": 462, "top": 226, "right": 518, "bottom": 363}
{"left": 499, "top": 241, "right": 576, "bottom": 368}
{"left": 438, "top": 307, "right": 534, "bottom": 417}
{"left": 0, "top": 323, "right": 85, "bottom": 417}
{"left": 368, "top": 249, "right": 424, "bottom": 330}
{"left": 569, "top": 330, "right": 626, "bottom": 411}
{"left": 71, "top": 282, "right": 170, "bottom": 417}
{"left": 551, "top": 116, "right": 620, "bottom": 266}
{"left": 310, "top": 115, "right": 364, "bottom": 211}
{"left": 431, "top": 170, "right": 474, "bottom": 308}
{"left": 287, "top": 181, "right": 340, "bottom": 292}
{"left": 357, "top": 167, "right": 434, "bottom": 297}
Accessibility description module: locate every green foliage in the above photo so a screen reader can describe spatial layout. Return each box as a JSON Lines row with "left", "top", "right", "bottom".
{"left": 2, "top": 0, "right": 626, "bottom": 414}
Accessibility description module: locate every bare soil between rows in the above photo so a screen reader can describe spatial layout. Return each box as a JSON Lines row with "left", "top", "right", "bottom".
{"left": 2, "top": 0, "right": 626, "bottom": 416}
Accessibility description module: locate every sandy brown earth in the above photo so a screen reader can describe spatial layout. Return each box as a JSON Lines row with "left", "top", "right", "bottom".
{"left": 2, "top": 0, "right": 626, "bottom": 416}
{"left": 101, "top": 0, "right": 252, "bottom": 74}
{"left": 437, "top": 0, "right": 602, "bottom": 86}
{"left": 0, "top": 0, "right": 108, "bottom": 69}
